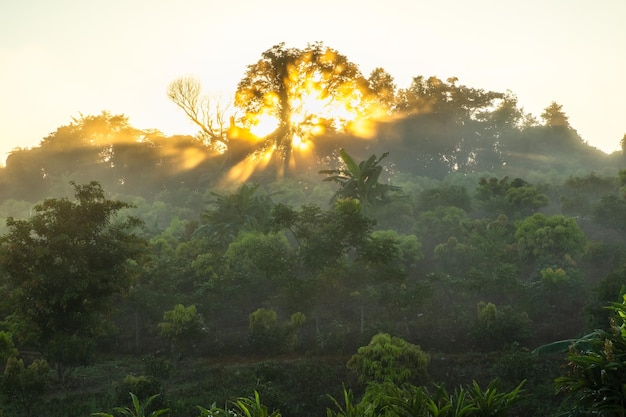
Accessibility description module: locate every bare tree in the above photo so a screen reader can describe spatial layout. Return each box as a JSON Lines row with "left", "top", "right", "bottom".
{"left": 167, "top": 76, "right": 232, "bottom": 150}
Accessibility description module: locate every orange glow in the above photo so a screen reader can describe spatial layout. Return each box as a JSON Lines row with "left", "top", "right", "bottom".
{"left": 234, "top": 45, "right": 392, "bottom": 176}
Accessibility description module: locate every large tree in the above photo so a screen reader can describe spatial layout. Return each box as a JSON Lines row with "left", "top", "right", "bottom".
{"left": 234, "top": 42, "right": 381, "bottom": 173}
{"left": 0, "top": 182, "right": 146, "bottom": 380}
{"left": 392, "top": 76, "right": 506, "bottom": 176}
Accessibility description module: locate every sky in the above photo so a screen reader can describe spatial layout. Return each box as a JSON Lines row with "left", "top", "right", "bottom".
{"left": 1, "top": 0, "right": 625, "bottom": 165}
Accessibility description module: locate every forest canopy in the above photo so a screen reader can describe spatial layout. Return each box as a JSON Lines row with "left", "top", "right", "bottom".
{"left": 1, "top": 42, "right": 626, "bottom": 417}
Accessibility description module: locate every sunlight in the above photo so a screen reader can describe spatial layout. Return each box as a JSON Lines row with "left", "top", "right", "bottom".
{"left": 224, "top": 145, "right": 276, "bottom": 185}
{"left": 231, "top": 45, "right": 397, "bottom": 178}
{"left": 249, "top": 113, "right": 279, "bottom": 138}
{"left": 292, "top": 134, "right": 309, "bottom": 151}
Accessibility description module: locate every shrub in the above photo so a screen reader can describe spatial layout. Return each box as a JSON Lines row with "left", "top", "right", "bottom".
{"left": 470, "top": 302, "right": 532, "bottom": 351}
{"left": 1, "top": 357, "right": 50, "bottom": 416}
{"left": 248, "top": 308, "right": 281, "bottom": 354}
{"left": 115, "top": 375, "right": 163, "bottom": 406}
{"left": 346, "top": 333, "right": 429, "bottom": 385}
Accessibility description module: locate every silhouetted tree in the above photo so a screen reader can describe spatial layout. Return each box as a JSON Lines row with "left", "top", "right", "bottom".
{"left": 235, "top": 42, "right": 379, "bottom": 173}
{"left": 541, "top": 101, "right": 569, "bottom": 127}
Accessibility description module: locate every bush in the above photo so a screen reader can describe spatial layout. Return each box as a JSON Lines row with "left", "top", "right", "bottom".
{"left": 347, "top": 333, "right": 429, "bottom": 385}
{"left": 115, "top": 374, "right": 163, "bottom": 406}
{"left": 248, "top": 308, "right": 281, "bottom": 354}
{"left": 1, "top": 357, "right": 50, "bottom": 416}
{"left": 469, "top": 302, "right": 532, "bottom": 351}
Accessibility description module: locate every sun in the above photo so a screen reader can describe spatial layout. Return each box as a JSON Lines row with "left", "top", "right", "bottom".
{"left": 230, "top": 44, "right": 394, "bottom": 182}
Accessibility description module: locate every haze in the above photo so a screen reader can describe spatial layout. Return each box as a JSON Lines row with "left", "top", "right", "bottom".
{"left": 1, "top": 0, "right": 624, "bottom": 163}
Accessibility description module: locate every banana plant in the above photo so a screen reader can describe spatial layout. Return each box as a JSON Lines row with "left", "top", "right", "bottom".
{"left": 92, "top": 392, "right": 169, "bottom": 417}
{"left": 320, "top": 149, "right": 401, "bottom": 208}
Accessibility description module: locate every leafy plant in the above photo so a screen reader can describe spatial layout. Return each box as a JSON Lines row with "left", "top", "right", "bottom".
{"left": 158, "top": 303, "right": 205, "bottom": 358}
{"left": 555, "top": 294, "right": 626, "bottom": 415}
{"left": 115, "top": 375, "right": 163, "bottom": 405}
{"left": 326, "top": 379, "right": 525, "bottom": 417}
{"left": 1, "top": 357, "right": 50, "bottom": 416}
{"left": 234, "top": 390, "right": 282, "bottom": 417}
{"left": 320, "top": 149, "right": 401, "bottom": 208}
{"left": 92, "top": 392, "right": 169, "bottom": 417}
{"left": 347, "top": 333, "right": 429, "bottom": 385}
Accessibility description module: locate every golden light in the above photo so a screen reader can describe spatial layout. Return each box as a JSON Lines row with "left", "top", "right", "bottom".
{"left": 223, "top": 144, "right": 277, "bottom": 185}
{"left": 231, "top": 46, "right": 393, "bottom": 178}
{"left": 249, "top": 113, "right": 279, "bottom": 138}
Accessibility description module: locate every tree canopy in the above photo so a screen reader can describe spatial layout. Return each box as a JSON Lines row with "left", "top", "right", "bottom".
{"left": 0, "top": 182, "right": 146, "bottom": 379}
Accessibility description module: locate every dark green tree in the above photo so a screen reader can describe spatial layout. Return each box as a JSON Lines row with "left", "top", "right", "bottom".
{"left": 0, "top": 182, "right": 145, "bottom": 381}
{"left": 198, "top": 183, "right": 275, "bottom": 248}
{"left": 593, "top": 194, "right": 626, "bottom": 232}
{"left": 515, "top": 213, "right": 586, "bottom": 268}
{"left": 476, "top": 177, "right": 549, "bottom": 219}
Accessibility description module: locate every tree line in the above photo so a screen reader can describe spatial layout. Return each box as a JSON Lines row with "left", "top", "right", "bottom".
{"left": 1, "top": 42, "right": 626, "bottom": 416}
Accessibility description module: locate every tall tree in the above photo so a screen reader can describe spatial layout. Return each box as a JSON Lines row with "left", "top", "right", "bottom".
{"left": 0, "top": 182, "right": 146, "bottom": 381}
{"left": 541, "top": 101, "right": 570, "bottom": 127}
{"left": 393, "top": 76, "right": 506, "bottom": 175}
{"left": 235, "top": 42, "right": 378, "bottom": 172}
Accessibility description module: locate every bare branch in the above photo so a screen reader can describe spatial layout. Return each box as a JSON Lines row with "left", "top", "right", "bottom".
{"left": 167, "top": 77, "right": 231, "bottom": 149}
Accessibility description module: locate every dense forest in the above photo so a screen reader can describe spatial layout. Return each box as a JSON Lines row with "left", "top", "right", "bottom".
{"left": 2, "top": 43, "right": 626, "bottom": 417}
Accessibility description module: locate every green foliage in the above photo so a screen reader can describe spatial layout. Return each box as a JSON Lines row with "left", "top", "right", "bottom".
{"left": 198, "top": 391, "right": 281, "bottom": 417}
{"left": 556, "top": 294, "right": 626, "bottom": 415}
{"left": 586, "top": 266, "right": 626, "bottom": 330}
{"left": 369, "top": 230, "right": 423, "bottom": 272}
{"left": 326, "top": 379, "right": 525, "bottom": 417}
{"left": 224, "top": 231, "right": 293, "bottom": 284}
{"left": 0, "top": 331, "right": 17, "bottom": 366}
{"left": 142, "top": 355, "right": 173, "bottom": 381}
{"left": 593, "top": 194, "right": 626, "bottom": 232}
{"left": 284, "top": 312, "right": 307, "bottom": 353}
{"left": 248, "top": 308, "right": 281, "bottom": 354}
{"left": 347, "top": 333, "right": 429, "bottom": 385}
{"left": 470, "top": 302, "right": 532, "bottom": 351}
{"left": 200, "top": 183, "right": 275, "bottom": 247}
{"left": 539, "top": 267, "right": 568, "bottom": 285}
{"left": 415, "top": 206, "right": 467, "bottom": 246}
{"left": 158, "top": 304, "right": 205, "bottom": 356}
{"left": 234, "top": 390, "right": 282, "bottom": 417}
{"left": 248, "top": 308, "right": 277, "bottom": 350}
{"left": 0, "top": 181, "right": 146, "bottom": 381}
{"left": 249, "top": 308, "right": 278, "bottom": 332}
{"left": 93, "top": 392, "right": 169, "bottom": 417}
{"left": 320, "top": 149, "right": 401, "bottom": 208}
{"left": 272, "top": 199, "right": 375, "bottom": 271}
{"left": 475, "top": 177, "right": 548, "bottom": 219}
{"left": 561, "top": 172, "right": 617, "bottom": 217}
{"left": 115, "top": 375, "right": 163, "bottom": 406}
{"left": 466, "top": 379, "right": 525, "bottom": 417}
{"left": 417, "top": 184, "right": 472, "bottom": 212}
{"left": 515, "top": 213, "right": 586, "bottom": 267}
{"left": 1, "top": 357, "right": 50, "bottom": 416}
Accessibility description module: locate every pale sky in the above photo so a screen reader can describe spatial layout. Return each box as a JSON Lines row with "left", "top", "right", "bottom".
{"left": 1, "top": 0, "right": 625, "bottom": 165}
